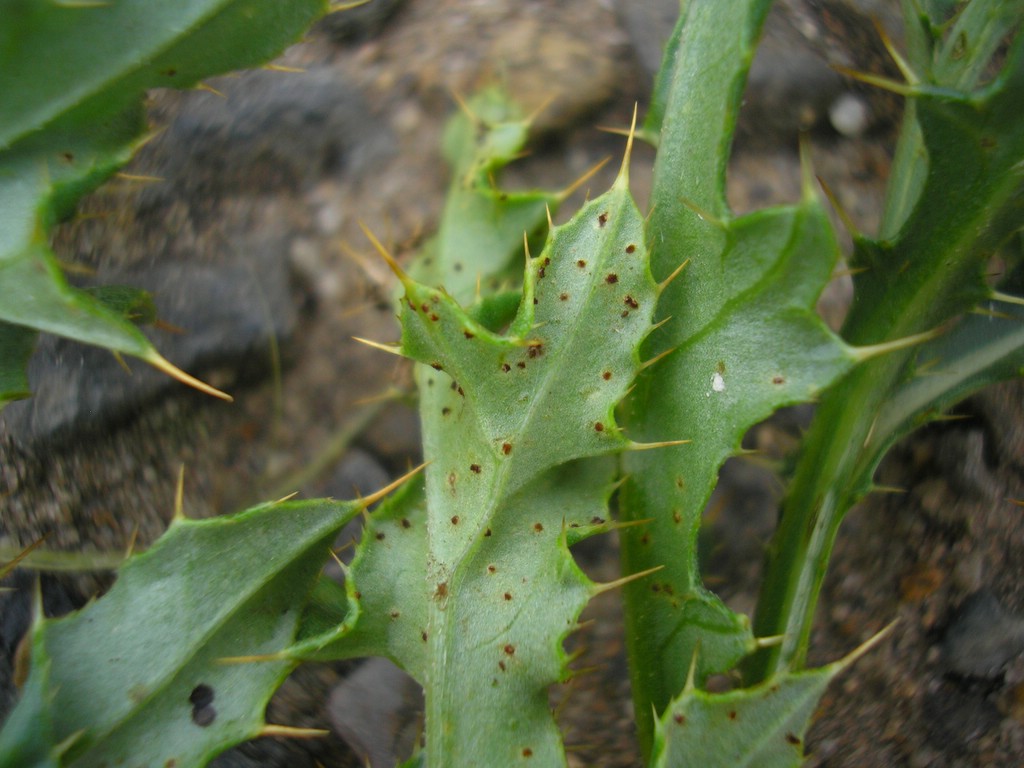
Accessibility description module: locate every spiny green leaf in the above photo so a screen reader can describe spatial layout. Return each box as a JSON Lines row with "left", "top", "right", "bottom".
{"left": 347, "top": 143, "right": 658, "bottom": 762}
{"left": 869, "top": 288, "right": 1024, "bottom": 459}
{"left": 0, "top": 0, "right": 328, "bottom": 408}
{"left": 1, "top": 493, "right": 369, "bottom": 767}
{"left": 408, "top": 164, "right": 655, "bottom": 763}
{"left": 291, "top": 476, "right": 430, "bottom": 680}
{"left": 619, "top": 0, "right": 856, "bottom": 751}
{"left": 750, "top": 2, "right": 1024, "bottom": 682}
{"left": 650, "top": 629, "right": 891, "bottom": 768}
{"left": 649, "top": 668, "right": 834, "bottom": 768}
{"left": 410, "top": 88, "right": 559, "bottom": 302}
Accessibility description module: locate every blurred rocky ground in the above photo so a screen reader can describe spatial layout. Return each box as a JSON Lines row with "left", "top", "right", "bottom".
{"left": 3, "top": 1, "right": 1023, "bottom": 766}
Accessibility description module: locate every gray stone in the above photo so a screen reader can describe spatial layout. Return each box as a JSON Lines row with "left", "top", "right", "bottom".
{"left": 943, "top": 590, "right": 1024, "bottom": 679}
{"left": 328, "top": 657, "right": 422, "bottom": 767}
{"left": 145, "top": 67, "right": 388, "bottom": 198}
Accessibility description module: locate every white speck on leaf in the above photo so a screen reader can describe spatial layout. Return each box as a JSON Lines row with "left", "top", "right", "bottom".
{"left": 711, "top": 372, "right": 725, "bottom": 393}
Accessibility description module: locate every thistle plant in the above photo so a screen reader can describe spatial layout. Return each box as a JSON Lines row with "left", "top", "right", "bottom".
{"left": 2, "top": 1, "right": 1023, "bottom": 767}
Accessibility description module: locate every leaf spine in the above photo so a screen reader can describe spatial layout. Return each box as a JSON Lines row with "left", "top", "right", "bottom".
{"left": 591, "top": 565, "right": 663, "bottom": 596}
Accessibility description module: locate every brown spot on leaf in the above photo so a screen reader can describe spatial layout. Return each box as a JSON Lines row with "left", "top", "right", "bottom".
{"left": 786, "top": 733, "right": 801, "bottom": 745}
{"left": 626, "top": 244, "right": 636, "bottom": 253}
{"left": 375, "top": 532, "right": 386, "bottom": 541}
{"left": 577, "top": 259, "right": 587, "bottom": 268}
{"left": 624, "top": 295, "right": 639, "bottom": 309}
{"left": 602, "top": 371, "right": 612, "bottom": 381}
{"left": 451, "top": 515, "right": 460, "bottom": 525}
{"left": 504, "top": 592, "right": 512, "bottom": 600}
{"left": 470, "top": 463, "right": 481, "bottom": 474}
{"left": 533, "top": 522, "right": 544, "bottom": 532}
{"left": 504, "top": 644, "right": 516, "bottom": 655}
{"left": 435, "top": 582, "right": 448, "bottom": 599}
{"left": 594, "top": 422, "right": 605, "bottom": 432}
{"left": 502, "top": 442, "right": 512, "bottom": 455}
{"left": 606, "top": 273, "right": 618, "bottom": 284}
{"left": 598, "top": 212, "right": 608, "bottom": 227}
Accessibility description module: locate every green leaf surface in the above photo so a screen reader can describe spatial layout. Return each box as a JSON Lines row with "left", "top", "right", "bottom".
{"left": 291, "top": 476, "right": 431, "bottom": 680}
{"left": 750, "top": 3, "right": 1024, "bottom": 682}
{"left": 0, "top": 631, "right": 64, "bottom": 768}
{"left": 0, "top": 320, "right": 36, "bottom": 407}
{"left": 350, "top": 147, "right": 658, "bottom": 763}
{"left": 650, "top": 630, "right": 889, "bottom": 768}
{"left": 410, "top": 88, "right": 559, "bottom": 303}
{"left": 870, "top": 292, "right": 1024, "bottom": 458}
{"left": 618, "top": 0, "right": 856, "bottom": 752}
{"left": 0, "top": 494, "right": 369, "bottom": 768}
{"left": 409, "top": 164, "right": 656, "bottom": 764}
{"left": 0, "top": 0, "right": 327, "bottom": 406}
{"left": 649, "top": 667, "right": 836, "bottom": 768}
{"left": 293, "top": 90, "right": 649, "bottom": 766}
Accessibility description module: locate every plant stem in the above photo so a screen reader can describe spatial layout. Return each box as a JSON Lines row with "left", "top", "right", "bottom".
{"left": 747, "top": 5, "right": 1024, "bottom": 679}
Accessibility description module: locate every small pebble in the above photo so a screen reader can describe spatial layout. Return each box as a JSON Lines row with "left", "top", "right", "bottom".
{"left": 829, "top": 92, "right": 871, "bottom": 137}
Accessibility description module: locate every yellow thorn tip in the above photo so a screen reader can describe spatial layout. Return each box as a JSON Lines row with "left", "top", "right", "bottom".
{"left": 359, "top": 222, "right": 410, "bottom": 284}
{"left": 592, "top": 564, "right": 663, "bottom": 596}
{"left": 615, "top": 104, "right": 638, "bottom": 188}
{"left": 352, "top": 336, "right": 404, "bottom": 356}
{"left": 359, "top": 462, "right": 427, "bottom": 509}
{"left": 145, "top": 352, "right": 232, "bottom": 401}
